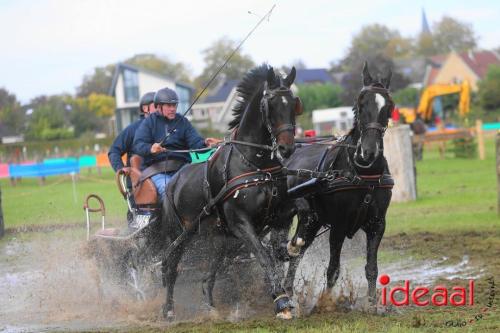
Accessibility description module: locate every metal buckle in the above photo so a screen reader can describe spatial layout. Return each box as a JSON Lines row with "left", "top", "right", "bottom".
{"left": 272, "top": 186, "right": 278, "bottom": 197}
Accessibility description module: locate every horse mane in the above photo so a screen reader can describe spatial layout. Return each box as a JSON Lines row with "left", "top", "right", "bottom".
{"left": 228, "top": 64, "right": 273, "bottom": 130}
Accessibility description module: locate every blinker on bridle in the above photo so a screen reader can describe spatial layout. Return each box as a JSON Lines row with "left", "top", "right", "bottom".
{"left": 260, "top": 81, "right": 298, "bottom": 159}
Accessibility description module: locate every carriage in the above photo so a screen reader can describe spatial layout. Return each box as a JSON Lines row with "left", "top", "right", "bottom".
{"left": 84, "top": 63, "right": 395, "bottom": 320}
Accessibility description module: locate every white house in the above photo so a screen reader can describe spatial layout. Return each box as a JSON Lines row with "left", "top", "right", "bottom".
{"left": 109, "top": 63, "right": 194, "bottom": 132}
{"left": 312, "top": 107, "right": 355, "bottom": 136}
{"left": 191, "top": 68, "right": 335, "bottom": 134}
{"left": 190, "top": 79, "right": 240, "bottom": 133}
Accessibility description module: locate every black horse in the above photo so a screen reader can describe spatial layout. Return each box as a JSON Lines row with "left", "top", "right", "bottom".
{"left": 283, "top": 62, "right": 394, "bottom": 305}
{"left": 159, "top": 64, "right": 301, "bottom": 320}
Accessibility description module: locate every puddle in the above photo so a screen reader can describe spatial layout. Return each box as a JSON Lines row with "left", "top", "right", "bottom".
{"left": 289, "top": 231, "right": 482, "bottom": 314}
{"left": 0, "top": 228, "right": 479, "bottom": 331}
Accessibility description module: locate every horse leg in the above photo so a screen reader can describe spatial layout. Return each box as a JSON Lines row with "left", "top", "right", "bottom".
{"left": 201, "top": 233, "right": 227, "bottom": 308}
{"left": 284, "top": 217, "right": 322, "bottom": 296}
{"left": 287, "top": 198, "right": 311, "bottom": 255}
{"left": 363, "top": 218, "right": 386, "bottom": 305}
{"left": 228, "top": 214, "right": 292, "bottom": 319}
{"left": 161, "top": 244, "right": 185, "bottom": 321}
{"left": 325, "top": 229, "right": 346, "bottom": 293}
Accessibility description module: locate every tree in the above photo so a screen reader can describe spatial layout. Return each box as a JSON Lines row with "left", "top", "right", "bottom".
{"left": 339, "top": 54, "right": 410, "bottom": 105}
{"left": 392, "top": 87, "right": 420, "bottom": 107}
{"left": 333, "top": 24, "right": 411, "bottom": 104}
{"left": 25, "top": 95, "right": 74, "bottom": 140}
{"left": 295, "top": 83, "right": 342, "bottom": 130}
{"left": 478, "top": 65, "right": 500, "bottom": 111}
{"left": 340, "top": 24, "right": 412, "bottom": 71}
{"left": 296, "top": 83, "right": 342, "bottom": 114}
{"left": 0, "top": 88, "right": 24, "bottom": 134}
{"left": 432, "top": 16, "right": 477, "bottom": 54}
{"left": 77, "top": 65, "right": 115, "bottom": 97}
{"left": 195, "top": 37, "right": 255, "bottom": 91}
{"left": 69, "top": 93, "right": 115, "bottom": 136}
{"left": 125, "top": 54, "right": 191, "bottom": 83}
{"left": 416, "top": 16, "right": 477, "bottom": 56}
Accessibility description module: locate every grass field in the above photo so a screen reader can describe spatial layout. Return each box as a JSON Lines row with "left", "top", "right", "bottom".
{"left": 0, "top": 138, "right": 499, "bottom": 332}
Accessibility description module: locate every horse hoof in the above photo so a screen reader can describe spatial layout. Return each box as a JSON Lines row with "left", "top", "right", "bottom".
{"left": 276, "top": 308, "right": 293, "bottom": 320}
{"left": 296, "top": 237, "right": 305, "bottom": 247}
{"left": 166, "top": 310, "right": 175, "bottom": 322}
{"left": 162, "top": 305, "right": 176, "bottom": 321}
{"left": 287, "top": 241, "right": 301, "bottom": 257}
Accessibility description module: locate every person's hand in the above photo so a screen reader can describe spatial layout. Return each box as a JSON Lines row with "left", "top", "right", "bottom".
{"left": 120, "top": 167, "right": 131, "bottom": 175}
{"left": 151, "top": 143, "right": 167, "bottom": 154}
{"left": 205, "top": 137, "right": 222, "bottom": 147}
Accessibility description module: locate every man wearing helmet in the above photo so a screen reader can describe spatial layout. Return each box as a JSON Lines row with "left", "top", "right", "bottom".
{"left": 133, "top": 87, "right": 219, "bottom": 201}
{"left": 108, "top": 91, "right": 156, "bottom": 173}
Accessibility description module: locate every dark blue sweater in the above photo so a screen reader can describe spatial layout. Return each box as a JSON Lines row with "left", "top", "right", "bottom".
{"left": 133, "top": 113, "right": 206, "bottom": 168}
{"left": 108, "top": 118, "right": 144, "bottom": 172}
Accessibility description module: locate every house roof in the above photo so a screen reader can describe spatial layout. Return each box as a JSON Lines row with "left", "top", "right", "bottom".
{"left": 202, "top": 79, "right": 239, "bottom": 103}
{"left": 459, "top": 50, "right": 500, "bottom": 78}
{"left": 295, "top": 68, "right": 333, "bottom": 84}
{"left": 108, "top": 62, "right": 194, "bottom": 96}
{"left": 424, "top": 50, "right": 500, "bottom": 86}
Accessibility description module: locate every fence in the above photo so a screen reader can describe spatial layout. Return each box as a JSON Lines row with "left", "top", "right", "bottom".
{"left": 412, "top": 120, "right": 491, "bottom": 160}
{"left": 0, "top": 153, "right": 110, "bottom": 179}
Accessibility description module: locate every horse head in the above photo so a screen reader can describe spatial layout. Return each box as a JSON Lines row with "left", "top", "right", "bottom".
{"left": 353, "top": 62, "right": 394, "bottom": 169}
{"left": 261, "top": 66, "right": 301, "bottom": 160}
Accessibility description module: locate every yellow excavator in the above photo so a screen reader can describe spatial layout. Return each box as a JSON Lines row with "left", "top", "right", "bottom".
{"left": 399, "top": 80, "right": 470, "bottom": 123}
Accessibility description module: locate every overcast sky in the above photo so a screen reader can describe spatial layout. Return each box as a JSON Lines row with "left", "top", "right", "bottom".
{"left": 1, "top": 0, "right": 499, "bottom": 103}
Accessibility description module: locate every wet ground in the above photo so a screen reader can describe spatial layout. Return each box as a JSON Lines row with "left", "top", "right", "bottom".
{"left": 0, "top": 228, "right": 483, "bottom": 332}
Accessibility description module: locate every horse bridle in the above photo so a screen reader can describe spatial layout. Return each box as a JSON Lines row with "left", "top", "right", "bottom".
{"left": 261, "top": 81, "right": 297, "bottom": 159}
{"left": 353, "top": 84, "right": 393, "bottom": 168}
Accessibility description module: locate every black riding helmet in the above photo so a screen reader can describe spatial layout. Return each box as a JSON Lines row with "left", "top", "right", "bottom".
{"left": 139, "top": 92, "right": 155, "bottom": 114}
{"left": 154, "top": 87, "right": 179, "bottom": 106}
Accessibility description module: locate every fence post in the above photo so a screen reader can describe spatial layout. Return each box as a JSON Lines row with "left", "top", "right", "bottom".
{"left": 476, "top": 119, "right": 485, "bottom": 160}
{"left": 0, "top": 185, "right": 4, "bottom": 239}
{"left": 497, "top": 132, "right": 500, "bottom": 216}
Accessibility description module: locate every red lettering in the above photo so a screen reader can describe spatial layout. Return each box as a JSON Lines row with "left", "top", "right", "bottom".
{"left": 432, "top": 286, "right": 448, "bottom": 306}
{"left": 411, "top": 286, "right": 429, "bottom": 306}
{"left": 381, "top": 287, "right": 387, "bottom": 305}
{"left": 390, "top": 280, "right": 409, "bottom": 306}
{"left": 450, "top": 287, "right": 466, "bottom": 306}
{"left": 469, "top": 280, "right": 474, "bottom": 305}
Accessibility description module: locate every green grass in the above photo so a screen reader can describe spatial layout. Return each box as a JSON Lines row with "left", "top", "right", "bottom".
{"left": 1, "top": 167, "right": 127, "bottom": 228}
{"left": 386, "top": 137, "right": 499, "bottom": 236}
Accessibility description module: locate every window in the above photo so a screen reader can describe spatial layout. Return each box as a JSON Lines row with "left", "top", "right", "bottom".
{"left": 176, "top": 85, "right": 191, "bottom": 114}
{"left": 123, "top": 69, "right": 139, "bottom": 102}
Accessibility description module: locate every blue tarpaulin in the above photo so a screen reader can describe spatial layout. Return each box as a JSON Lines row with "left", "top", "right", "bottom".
{"left": 9, "top": 161, "right": 80, "bottom": 178}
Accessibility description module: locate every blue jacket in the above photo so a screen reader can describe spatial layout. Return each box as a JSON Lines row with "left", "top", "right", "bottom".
{"left": 133, "top": 113, "right": 206, "bottom": 168}
{"left": 108, "top": 118, "right": 144, "bottom": 172}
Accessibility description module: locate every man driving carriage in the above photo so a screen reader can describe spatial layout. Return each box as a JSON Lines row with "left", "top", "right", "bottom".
{"left": 133, "top": 87, "right": 220, "bottom": 201}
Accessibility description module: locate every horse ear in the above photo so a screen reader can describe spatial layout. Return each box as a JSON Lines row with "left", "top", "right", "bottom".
{"left": 362, "top": 61, "right": 373, "bottom": 86}
{"left": 267, "top": 66, "right": 277, "bottom": 88}
{"left": 381, "top": 69, "right": 392, "bottom": 89}
{"left": 284, "top": 66, "right": 296, "bottom": 87}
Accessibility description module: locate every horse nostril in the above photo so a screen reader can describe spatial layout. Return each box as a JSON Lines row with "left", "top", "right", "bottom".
{"left": 278, "top": 144, "right": 291, "bottom": 157}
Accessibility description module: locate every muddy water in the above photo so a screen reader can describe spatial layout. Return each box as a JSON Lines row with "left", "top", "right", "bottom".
{"left": 0, "top": 229, "right": 479, "bottom": 332}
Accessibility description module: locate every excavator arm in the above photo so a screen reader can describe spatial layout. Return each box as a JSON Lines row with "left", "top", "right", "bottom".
{"left": 417, "top": 80, "right": 470, "bottom": 121}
